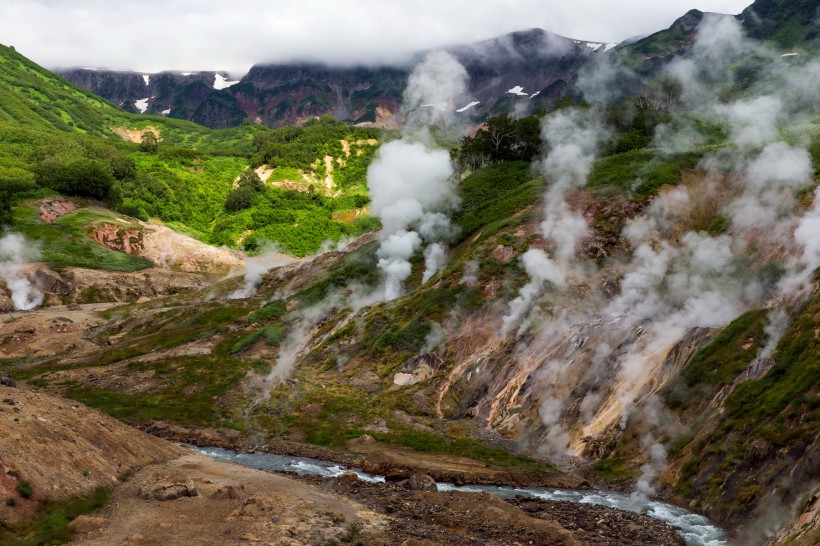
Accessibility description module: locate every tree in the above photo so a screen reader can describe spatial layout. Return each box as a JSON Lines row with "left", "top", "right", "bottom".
{"left": 139, "top": 129, "right": 159, "bottom": 153}
{"left": 35, "top": 158, "right": 114, "bottom": 200}
{"left": 237, "top": 169, "right": 264, "bottom": 192}
{"left": 224, "top": 186, "right": 256, "bottom": 212}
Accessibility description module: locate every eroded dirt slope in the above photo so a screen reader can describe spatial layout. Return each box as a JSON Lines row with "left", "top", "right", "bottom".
{"left": 0, "top": 386, "right": 182, "bottom": 525}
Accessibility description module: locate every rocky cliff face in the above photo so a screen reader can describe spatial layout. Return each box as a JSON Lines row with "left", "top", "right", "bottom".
{"left": 57, "top": 69, "right": 233, "bottom": 119}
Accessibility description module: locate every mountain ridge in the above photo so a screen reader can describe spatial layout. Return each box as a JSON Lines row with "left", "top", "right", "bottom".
{"left": 56, "top": 27, "right": 616, "bottom": 129}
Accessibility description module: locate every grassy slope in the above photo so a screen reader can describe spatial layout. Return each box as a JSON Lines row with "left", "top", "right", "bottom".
{"left": 665, "top": 286, "right": 820, "bottom": 523}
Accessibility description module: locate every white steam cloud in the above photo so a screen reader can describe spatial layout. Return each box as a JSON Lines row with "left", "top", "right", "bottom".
{"left": 0, "top": 233, "right": 43, "bottom": 311}
{"left": 403, "top": 51, "right": 468, "bottom": 130}
{"left": 486, "top": 14, "right": 820, "bottom": 493}
{"left": 367, "top": 52, "right": 467, "bottom": 300}
{"left": 629, "top": 433, "right": 668, "bottom": 507}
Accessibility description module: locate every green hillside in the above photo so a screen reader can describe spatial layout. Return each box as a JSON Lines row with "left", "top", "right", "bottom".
{"left": 0, "top": 44, "right": 384, "bottom": 259}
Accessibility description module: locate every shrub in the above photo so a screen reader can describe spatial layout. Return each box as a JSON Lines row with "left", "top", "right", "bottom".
{"left": 139, "top": 130, "right": 158, "bottom": 153}
{"left": 17, "top": 480, "right": 32, "bottom": 499}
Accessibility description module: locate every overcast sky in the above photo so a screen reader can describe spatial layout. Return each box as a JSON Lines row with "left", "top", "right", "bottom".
{"left": 0, "top": 0, "right": 753, "bottom": 75}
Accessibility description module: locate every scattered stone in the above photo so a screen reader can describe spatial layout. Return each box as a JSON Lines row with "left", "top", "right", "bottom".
{"left": 67, "top": 303, "right": 82, "bottom": 311}
{"left": 3, "top": 398, "right": 15, "bottom": 405}
{"left": 334, "top": 472, "right": 361, "bottom": 487}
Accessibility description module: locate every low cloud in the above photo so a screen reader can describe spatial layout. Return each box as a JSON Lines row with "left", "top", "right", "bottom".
{"left": 0, "top": 0, "right": 753, "bottom": 74}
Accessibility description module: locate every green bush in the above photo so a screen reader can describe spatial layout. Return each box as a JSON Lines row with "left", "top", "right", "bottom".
{"left": 0, "top": 486, "right": 109, "bottom": 546}
{"left": 16, "top": 480, "right": 32, "bottom": 499}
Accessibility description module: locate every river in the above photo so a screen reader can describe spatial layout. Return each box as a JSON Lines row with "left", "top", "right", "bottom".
{"left": 190, "top": 445, "right": 729, "bottom": 546}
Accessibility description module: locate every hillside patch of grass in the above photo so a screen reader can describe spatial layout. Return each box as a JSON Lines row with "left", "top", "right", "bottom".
{"left": 67, "top": 355, "right": 267, "bottom": 426}
{"left": 588, "top": 149, "right": 702, "bottom": 198}
{"left": 454, "top": 161, "right": 540, "bottom": 241}
{"left": 12, "top": 203, "right": 153, "bottom": 272}
{"left": 665, "top": 309, "right": 768, "bottom": 410}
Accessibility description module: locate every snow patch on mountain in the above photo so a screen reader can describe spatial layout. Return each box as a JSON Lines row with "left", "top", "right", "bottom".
{"left": 456, "top": 101, "right": 480, "bottom": 113}
{"left": 142, "top": 74, "right": 150, "bottom": 86}
{"left": 507, "top": 86, "right": 528, "bottom": 96}
{"left": 214, "top": 74, "right": 240, "bottom": 90}
{"left": 135, "top": 98, "right": 149, "bottom": 113}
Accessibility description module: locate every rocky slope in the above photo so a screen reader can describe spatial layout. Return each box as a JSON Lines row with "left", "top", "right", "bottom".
{"left": 56, "top": 69, "right": 238, "bottom": 121}
{"left": 0, "top": 385, "right": 181, "bottom": 526}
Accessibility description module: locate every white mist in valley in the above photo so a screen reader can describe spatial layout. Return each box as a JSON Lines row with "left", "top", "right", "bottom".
{"left": 228, "top": 243, "right": 295, "bottom": 300}
{"left": 502, "top": 107, "right": 604, "bottom": 335}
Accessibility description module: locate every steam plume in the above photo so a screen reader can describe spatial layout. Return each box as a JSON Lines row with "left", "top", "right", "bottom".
{"left": 0, "top": 233, "right": 43, "bottom": 311}
{"left": 367, "top": 52, "right": 467, "bottom": 300}
{"left": 502, "top": 108, "right": 603, "bottom": 333}
{"left": 228, "top": 244, "right": 293, "bottom": 299}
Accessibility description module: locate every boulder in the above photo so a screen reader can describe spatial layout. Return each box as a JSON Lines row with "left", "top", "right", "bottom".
{"left": 139, "top": 479, "right": 198, "bottom": 501}
{"left": 33, "top": 268, "right": 70, "bottom": 296}
{"left": 408, "top": 472, "right": 438, "bottom": 492}
{"left": 0, "top": 373, "right": 16, "bottom": 388}
{"left": 209, "top": 484, "right": 246, "bottom": 500}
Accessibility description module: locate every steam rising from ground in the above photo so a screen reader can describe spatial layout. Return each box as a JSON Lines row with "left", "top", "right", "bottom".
{"left": 490, "top": 13, "right": 820, "bottom": 507}
{"left": 0, "top": 233, "right": 43, "bottom": 311}
{"left": 228, "top": 244, "right": 294, "bottom": 299}
{"left": 502, "top": 108, "right": 604, "bottom": 334}
{"left": 368, "top": 141, "right": 458, "bottom": 299}
{"left": 367, "top": 52, "right": 466, "bottom": 300}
